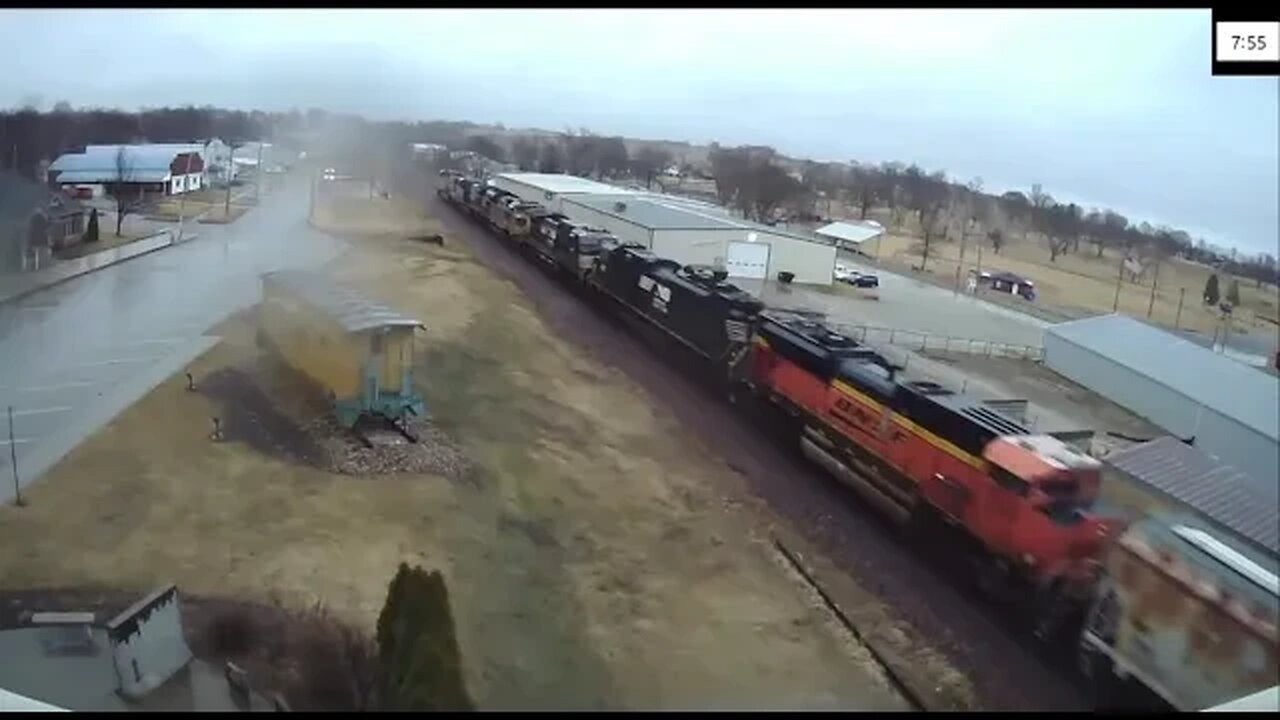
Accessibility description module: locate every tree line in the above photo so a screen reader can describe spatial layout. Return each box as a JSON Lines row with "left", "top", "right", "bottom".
{"left": 462, "top": 129, "right": 679, "bottom": 191}
{"left": 5, "top": 102, "right": 1274, "bottom": 289}
{"left": 725, "top": 154, "right": 1277, "bottom": 288}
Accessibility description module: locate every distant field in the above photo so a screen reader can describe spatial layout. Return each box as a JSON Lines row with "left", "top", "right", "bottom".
{"left": 869, "top": 231, "right": 1278, "bottom": 343}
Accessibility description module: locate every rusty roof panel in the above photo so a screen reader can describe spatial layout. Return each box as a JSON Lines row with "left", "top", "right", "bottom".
{"left": 1106, "top": 436, "right": 1279, "bottom": 557}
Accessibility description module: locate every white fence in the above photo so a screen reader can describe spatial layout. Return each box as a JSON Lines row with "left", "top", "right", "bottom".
{"left": 830, "top": 322, "right": 1045, "bottom": 362}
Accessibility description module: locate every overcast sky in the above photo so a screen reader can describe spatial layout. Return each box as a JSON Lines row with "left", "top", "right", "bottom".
{"left": 2, "top": 9, "right": 1277, "bottom": 254}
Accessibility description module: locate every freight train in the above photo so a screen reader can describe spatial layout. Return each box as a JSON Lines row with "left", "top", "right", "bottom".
{"left": 434, "top": 170, "right": 1278, "bottom": 710}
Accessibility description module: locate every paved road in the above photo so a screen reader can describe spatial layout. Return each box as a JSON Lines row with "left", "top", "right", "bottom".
{"left": 738, "top": 259, "right": 1051, "bottom": 349}
{"left": 0, "top": 175, "right": 343, "bottom": 501}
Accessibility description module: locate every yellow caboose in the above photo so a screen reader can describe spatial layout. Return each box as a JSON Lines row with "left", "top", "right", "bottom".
{"left": 258, "top": 270, "right": 426, "bottom": 427}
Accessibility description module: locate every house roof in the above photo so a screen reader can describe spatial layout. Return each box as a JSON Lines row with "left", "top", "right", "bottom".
{"left": 1106, "top": 435, "right": 1279, "bottom": 557}
{"left": 1047, "top": 313, "right": 1279, "bottom": 442}
{"left": 815, "top": 220, "right": 884, "bottom": 245}
{"left": 0, "top": 172, "right": 50, "bottom": 223}
{"left": 263, "top": 270, "right": 424, "bottom": 334}
{"left": 0, "top": 172, "right": 82, "bottom": 223}
{"left": 49, "top": 145, "right": 196, "bottom": 183}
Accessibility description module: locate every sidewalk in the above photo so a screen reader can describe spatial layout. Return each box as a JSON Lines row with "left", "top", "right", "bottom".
{"left": 0, "top": 230, "right": 177, "bottom": 305}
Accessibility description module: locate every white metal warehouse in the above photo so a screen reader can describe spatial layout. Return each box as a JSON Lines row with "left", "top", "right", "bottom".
{"left": 489, "top": 172, "right": 633, "bottom": 214}
{"left": 1043, "top": 313, "right": 1279, "bottom": 496}
{"left": 489, "top": 173, "right": 838, "bottom": 285}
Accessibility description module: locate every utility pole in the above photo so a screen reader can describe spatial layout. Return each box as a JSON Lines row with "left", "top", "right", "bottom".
{"left": 1146, "top": 259, "right": 1162, "bottom": 318}
{"left": 255, "top": 142, "right": 264, "bottom": 202}
{"left": 176, "top": 150, "right": 196, "bottom": 242}
{"left": 8, "top": 406, "right": 22, "bottom": 507}
{"left": 225, "top": 144, "right": 237, "bottom": 218}
{"left": 1174, "top": 287, "right": 1186, "bottom": 329}
{"left": 1112, "top": 252, "right": 1126, "bottom": 312}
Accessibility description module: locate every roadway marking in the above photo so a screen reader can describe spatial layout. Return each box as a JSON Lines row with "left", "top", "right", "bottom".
{"left": 10, "top": 406, "right": 72, "bottom": 418}
{"left": 68, "top": 357, "right": 164, "bottom": 370}
{"left": 18, "top": 381, "right": 95, "bottom": 393}
{"left": 128, "top": 338, "right": 187, "bottom": 347}
{"left": 0, "top": 438, "right": 33, "bottom": 446}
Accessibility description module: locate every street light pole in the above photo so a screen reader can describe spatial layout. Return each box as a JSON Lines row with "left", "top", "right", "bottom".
{"left": 1112, "top": 252, "right": 1125, "bottom": 312}
{"left": 176, "top": 149, "right": 196, "bottom": 242}
{"left": 255, "top": 142, "right": 264, "bottom": 202}
{"left": 8, "top": 405, "right": 22, "bottom": 507}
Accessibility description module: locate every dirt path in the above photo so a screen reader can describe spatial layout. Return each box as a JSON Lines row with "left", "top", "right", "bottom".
{"left": 422, "top": 190, "right": 1091, "bottom": 712}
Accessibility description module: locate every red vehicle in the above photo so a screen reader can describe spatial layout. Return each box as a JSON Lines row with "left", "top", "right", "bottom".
{"left": 743, "top": 312, "right": 1122, "bottom": 631}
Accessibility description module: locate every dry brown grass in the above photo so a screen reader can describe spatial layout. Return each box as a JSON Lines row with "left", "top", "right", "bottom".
{"left": 0, "top": 194, "right": 911, "bottom": 710}
{"left": 871, "top": 232, "right": 1278, "bottom": 341}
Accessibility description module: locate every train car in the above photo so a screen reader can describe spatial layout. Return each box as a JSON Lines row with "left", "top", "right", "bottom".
{"left": 551, "top": 224, "right": 616, "bottom": 282}
{"left": 495, "top": 196, "right": 545, "bottom": 241}
{"left": 1078, "top": 512, "right": 1279, "bottom": 711}
{"left": 258, "top": 270, "right": 426, "bottom": 428}
{"left": 529, "top": 210, "right": 572, "bottom": 263}
{"left": 481, "top": 186, "right": 519, "bottom": 229}
{"left": 589, "top": 242, "right": 765, "bottom": 365}
{"left": 746, "top": 312, "right": 1122, "bottom": 629}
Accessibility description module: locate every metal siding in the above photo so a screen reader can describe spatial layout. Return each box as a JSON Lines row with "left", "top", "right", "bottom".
{"left": 1044, "top": 331, "right": 1201, "bottom": 436}
{"left": 1044, "top": 332, "right": 1278, "bottom": 492}
{"left": 761, "top": 232, "right": 836, "bottom": 285}
{"left": 561, "top": 200, "right": 652, "bottom": 247}
{"left": 1046, "top": 314, "right": 1278, "bottom": 440}
{"left": 651, "top": 229, "right": 730, "bottom": 266}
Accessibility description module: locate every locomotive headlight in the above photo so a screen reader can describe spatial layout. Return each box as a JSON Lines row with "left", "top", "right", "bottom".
{"left": 1022, "top": 553, "right": 1037, "bottom": 567}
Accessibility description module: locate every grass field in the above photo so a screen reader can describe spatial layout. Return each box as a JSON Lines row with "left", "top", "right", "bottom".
{"left": 867, "top": 231, "right": 1278, "bottom": 342}
{"left": 0, "top": 194, "right": 912, "bottom": 710}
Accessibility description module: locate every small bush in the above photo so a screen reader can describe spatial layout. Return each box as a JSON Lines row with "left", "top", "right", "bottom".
{"left": 207, "top": 608, "right": 256, "bottom": 656}
{"left": 283, "top": 602, "right": 379, "bottom": 711}
{"left": 83, "top": 208, "right": 100, "bottom": 244}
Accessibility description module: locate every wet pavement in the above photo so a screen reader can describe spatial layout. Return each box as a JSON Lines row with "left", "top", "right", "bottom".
{"left": 0, "top": 175, "right": 344, "bottom": 501}
{"left": 738, "top": 261, "right": 1051, "bottom": 349}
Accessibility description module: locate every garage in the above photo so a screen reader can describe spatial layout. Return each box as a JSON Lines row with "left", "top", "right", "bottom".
{"left": 726, "top": 240, "right": 770, "bottom": 280}
{"left": 561, "top": 192, "right": 836, "bottom": 285}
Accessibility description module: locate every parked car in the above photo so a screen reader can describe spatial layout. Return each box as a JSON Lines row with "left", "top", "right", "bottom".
{"left": 846, "top": 270, "right": 880, "bottom": 288}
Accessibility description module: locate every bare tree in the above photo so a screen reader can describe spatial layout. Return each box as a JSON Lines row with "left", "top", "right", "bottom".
{"left": 105, "top": 147, "right": 145, "bottom": 237}
{"left": 465, "top": 135, "right": 505, "bottom": 163}
{"left": 595, "top": 136, "right": 630, "bottom": 179}
{"left": 537, "top": 142, "right": 565, "bottom": 173}
{"left": 845, "top": 164, "right": 879, "bottom": 220}
{"left": 631, "top": 146, "right": 672, "bottom": 189}
{"left": 915, "top": 171, "right": 951, "bottom": 270}
{"left": 511, "top": 137, "right": 538, "bottom": 171}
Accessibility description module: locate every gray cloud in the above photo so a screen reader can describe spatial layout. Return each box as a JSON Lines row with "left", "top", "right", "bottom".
{"left": 1, "top": 9, "right": 1276, "bottom": 253}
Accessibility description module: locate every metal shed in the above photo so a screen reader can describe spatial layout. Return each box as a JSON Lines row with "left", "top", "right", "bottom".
{"left": 561, "top": 193, "right": 837, "bottom": 285}
{"left": 259, "top": 271, "right": 426, "bottom": 427}
{"left": 1043, "top": 314, "right": 1279, "bottom": 495}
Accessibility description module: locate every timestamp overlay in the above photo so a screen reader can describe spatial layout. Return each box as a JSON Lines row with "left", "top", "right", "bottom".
{"left": 1212, "top": 11, "right": 1279, "bottom": 76}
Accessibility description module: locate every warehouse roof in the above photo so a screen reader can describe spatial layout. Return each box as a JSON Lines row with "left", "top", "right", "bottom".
{"left": 263, "top": 271, "right": 424, "bottom": 334}
{"left": 497, "top": 172, "right": 633, "bottom": 195}
{"left": 1107, "top": 436, "right": 1278, "bottom": 557}
{"left": 815, "top": 220, "right": 884, "bottom": 245}
{"left": 565, "top": 194, "right": 744, "bottom": 230}
{"left": 1047, "top": 314, "right": 1279, "bottom": 441}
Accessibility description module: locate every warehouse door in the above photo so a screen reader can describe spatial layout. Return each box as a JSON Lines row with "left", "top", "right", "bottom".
{"left": 726, "top": 241, "right": 770, "bottom": 280}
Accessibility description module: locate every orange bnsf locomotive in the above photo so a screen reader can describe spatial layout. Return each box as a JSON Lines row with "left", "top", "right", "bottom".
{"left": 744, "top": 313, "right": 1118, "bottom": 631}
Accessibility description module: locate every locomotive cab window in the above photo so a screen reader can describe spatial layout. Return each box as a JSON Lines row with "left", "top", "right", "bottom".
{"left": 989, "top": 464, "right": 1030, "bottom": 497}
